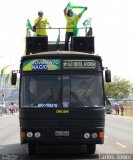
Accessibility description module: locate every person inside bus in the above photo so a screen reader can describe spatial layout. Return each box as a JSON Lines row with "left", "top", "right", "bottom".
{"left": 76, "top": 81, "right": 93, "bottom": 106}
{"left": 33, "top": 10, "right": 51, "bottom": 36}
{"left": 64, "top": 6, "right": 87, "bottom": 51}
{"left": 29, "top": 79, "right": 51, "bottom": 106}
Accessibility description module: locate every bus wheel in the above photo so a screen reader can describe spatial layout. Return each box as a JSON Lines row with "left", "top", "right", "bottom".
{"left": 87, "top": 144, "right": 96, "bottom": 154}
{"left": 28, "top": 143, "right": 36, "bottom": 155}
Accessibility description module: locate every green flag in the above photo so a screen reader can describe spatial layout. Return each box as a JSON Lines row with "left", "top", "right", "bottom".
{"left": 26, "top": 19, "right": 33, "bottom": 37}
{"left": 67, "top": 2, "right": 87, "bottom": 14}
{"left": 0, "top": 65, "right": 11, "bottom": 83}
{"left": 6, "top": 72, "right": 12, "bottom": 85}
{"left": 83, "top": 18, "right": 92, "bottom": 27}
{"left": 56, "top": 34, "right": 60, "bottom": 45}
{"left": 66, "top": 2, "right": 87, "bottom": 36}
{"left": 26, "top": 19, "right": 33, "bottom": 31}
{"left": 0, "top": 65, "right": 10, "bottom": 79}
{"left": 73, "top": 25, "right": 79, "bottom": 36}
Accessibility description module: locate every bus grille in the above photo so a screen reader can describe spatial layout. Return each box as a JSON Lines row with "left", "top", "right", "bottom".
{"left": 20, "top": 118, "right": 104, "bottom": 128}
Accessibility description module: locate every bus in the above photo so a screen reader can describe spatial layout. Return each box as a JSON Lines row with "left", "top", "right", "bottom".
{"left": 12, "top": 51, "right": 111, "bottom": 155}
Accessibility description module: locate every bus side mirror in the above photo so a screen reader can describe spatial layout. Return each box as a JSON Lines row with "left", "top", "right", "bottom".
{"left": 105, "top": 70, "right": 111, "bottom": 82}
{"left": 11, "top": 72, "right": 17, "bottom": 85}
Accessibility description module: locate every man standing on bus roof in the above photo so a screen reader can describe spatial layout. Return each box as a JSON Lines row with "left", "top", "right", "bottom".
{"left": 33, "top": 10, "right": 51, "bottom": 36}
{"left": 64, "top": 6, "right": 87, "bottom": 51}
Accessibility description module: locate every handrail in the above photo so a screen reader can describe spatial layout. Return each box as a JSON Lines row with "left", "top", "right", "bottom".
{"left": 26, "top": 27, "right": 91, "bottom": 40}
{"left": 32, "top": 27, "right": 88, "bottom": 29}
{"left": 25, "top": 27, "right": 94, "bottom": 54}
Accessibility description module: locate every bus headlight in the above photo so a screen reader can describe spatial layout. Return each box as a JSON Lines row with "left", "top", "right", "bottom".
{"left": 35, "top": 132, "right": 41, "bottom": 138}
{"left": 84, "top": 133, "right": 90, "bottom": 139}
{"left": 27, "top": 132, "right": 33, "bottom": 138}
{"left": 92, "top": 133, "right": 98, "bottom": 139}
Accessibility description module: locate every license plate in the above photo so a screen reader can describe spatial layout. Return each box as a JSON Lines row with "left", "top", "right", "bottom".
{"left": 55, "top": 131, "right": 69, "bottom": 137}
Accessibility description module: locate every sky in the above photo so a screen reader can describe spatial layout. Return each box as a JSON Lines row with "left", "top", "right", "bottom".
{"left": 0, "top": 0, "right": 133, "bottom": 82}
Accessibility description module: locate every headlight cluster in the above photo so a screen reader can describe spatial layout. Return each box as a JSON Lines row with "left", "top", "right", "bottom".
{"left": 84, "top": 132, "right": 98, "bottom": 139}
{"left": 27, "top": 132, "right": 41, "bottom": 138}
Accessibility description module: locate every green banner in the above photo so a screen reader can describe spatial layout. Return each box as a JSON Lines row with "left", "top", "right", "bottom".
{"left": 23, "top": 59, "right": 61, "bottom": 71}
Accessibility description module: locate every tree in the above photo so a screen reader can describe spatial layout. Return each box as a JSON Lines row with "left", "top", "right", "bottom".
{"left": 104, "top": 76, "right": 133, "bottom": 100}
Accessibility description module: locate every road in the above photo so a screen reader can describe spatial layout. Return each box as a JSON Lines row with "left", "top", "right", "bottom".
{"left": 0, "top": 113, "right": 133, "bottom": 160}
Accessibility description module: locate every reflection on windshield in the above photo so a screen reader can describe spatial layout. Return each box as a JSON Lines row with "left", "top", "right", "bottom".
{"left": 21, "top": 75, "right": 60, "bottom": 108}
{"left": 21, "top": 75, "right": 103, "bottom": 108}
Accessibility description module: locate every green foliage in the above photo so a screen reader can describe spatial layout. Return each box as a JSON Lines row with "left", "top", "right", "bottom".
{"left": 104, "top": 76, "right": 133, "bottom": 100}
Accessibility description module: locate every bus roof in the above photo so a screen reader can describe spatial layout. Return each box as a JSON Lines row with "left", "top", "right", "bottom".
{"left": 21, "top": 51, "right": 102, "bottom": 61}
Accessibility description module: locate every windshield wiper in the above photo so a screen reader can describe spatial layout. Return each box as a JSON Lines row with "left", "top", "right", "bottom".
{"left": 70, "top": 92, "right": 83, "bottom": 107}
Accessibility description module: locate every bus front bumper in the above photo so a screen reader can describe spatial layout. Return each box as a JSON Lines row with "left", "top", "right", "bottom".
{"left": 20, "top": 127, "right": 104, "bottom": 145}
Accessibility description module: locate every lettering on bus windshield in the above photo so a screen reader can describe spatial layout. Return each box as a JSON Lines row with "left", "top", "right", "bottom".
{"left": 63, "top": 60, "right": 96, "bottom": 69}
{"left": 22, "top": 59, "right": 61, "bottom": 71}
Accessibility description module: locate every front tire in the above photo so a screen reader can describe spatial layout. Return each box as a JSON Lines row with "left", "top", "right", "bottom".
{"left": 28, "top": 143, "right": 36, "bottom": 155}
{"left": 87, "top": 144, "right": 96, "bottom": 154}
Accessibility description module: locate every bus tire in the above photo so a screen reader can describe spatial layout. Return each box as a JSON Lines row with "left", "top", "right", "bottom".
{"left": 87, "top": 144, "right": 96, "bottom": 154}
{"left": 28, "top": 143, "right": 36, "bottom": 155}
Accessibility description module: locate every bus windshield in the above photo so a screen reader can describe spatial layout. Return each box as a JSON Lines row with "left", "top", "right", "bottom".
{"left": 21, "top": 74, "right": 103, "bottom": 108}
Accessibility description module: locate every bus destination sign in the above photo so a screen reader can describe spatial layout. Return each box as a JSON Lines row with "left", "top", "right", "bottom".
{"left": 23, "top": 59, "right": 61, "bottom": 71}
{"left": 63, "top": 60, "right": 96, "bottom": 69}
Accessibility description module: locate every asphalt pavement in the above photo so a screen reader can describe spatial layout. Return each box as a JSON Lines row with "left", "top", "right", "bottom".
{"left": 0, "top": 113, "right": 133, "bottom": 160}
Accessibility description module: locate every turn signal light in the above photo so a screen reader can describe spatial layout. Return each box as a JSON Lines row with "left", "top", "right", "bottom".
{"left": 99, "top": 131, "right": 104, "bottom": 138}
{"left": 20, "top": 131, "right": 26, "bottom": 138}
